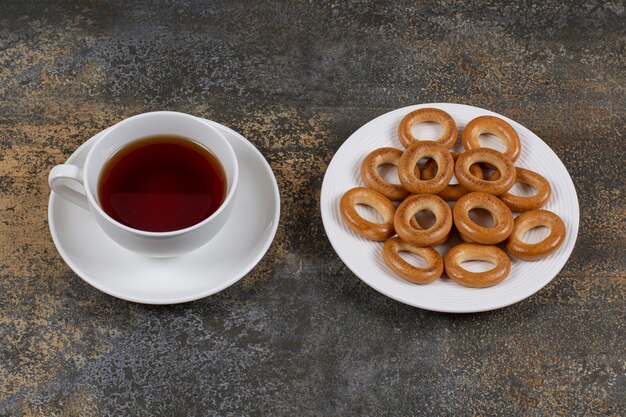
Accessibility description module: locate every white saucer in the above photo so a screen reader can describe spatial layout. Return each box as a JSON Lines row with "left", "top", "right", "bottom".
{"left": 48, "top": 119, "right": 280, "bottom": 304}
{"left": 321, "top": 103, "right": 579, "bottom": 313}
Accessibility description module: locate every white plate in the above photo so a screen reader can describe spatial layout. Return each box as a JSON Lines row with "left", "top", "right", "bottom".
{"left": 321, "top": 103, "right": 579, "bottom": 313}
{"left": 48, "top": 119, "right": 280, "bottom": 304}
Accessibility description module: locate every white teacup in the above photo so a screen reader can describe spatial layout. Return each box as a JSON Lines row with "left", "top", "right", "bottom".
{"left": 48, "top": 111, "right": 239, "bottom": 257}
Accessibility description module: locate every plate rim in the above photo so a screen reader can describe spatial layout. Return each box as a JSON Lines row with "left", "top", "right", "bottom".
{"left": 320, "top": 103, "right": 580, "bottom": 313}
{"left": 48, "top": 119, "right": 281, "bottom": 305}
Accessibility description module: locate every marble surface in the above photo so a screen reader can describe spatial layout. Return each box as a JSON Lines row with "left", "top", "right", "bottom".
{"left": 0, "top": 1, "right": 624, "bottom": 415}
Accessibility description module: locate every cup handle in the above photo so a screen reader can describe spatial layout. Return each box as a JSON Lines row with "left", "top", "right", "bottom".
{"left": 48, "top": 164, "right": 90, "bottom": 210}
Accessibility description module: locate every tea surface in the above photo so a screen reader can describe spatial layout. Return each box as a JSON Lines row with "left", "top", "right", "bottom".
{"left": 98, "top": 135, "right": 226, "bottom": 232}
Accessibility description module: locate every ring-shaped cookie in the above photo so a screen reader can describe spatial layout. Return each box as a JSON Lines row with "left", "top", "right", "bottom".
{"left": 394, "top": 194, "right": 452, "bottom": 246}
{"left": 455, "top": 148, "right": 516, "bottom": 196}
{"left": 340, "top": 187, "right": 395, "bottom": 241}
{"left": 421, "top": 152, "right": 484, "bottom": 201}
{"left": 462, "top": 115, "right": 521, "bottom": 162}
{"left": 444, "top": 243, "right": 511, "bottom": 288}
{"left": 506, "top": 209, "right": 565, "bottom": 260}
{"left": 488, "top": 167, "right": 551, "bottom": 212}
{"left": 453, "top": 192, "right": 514, "bottom": 244}
{"left": 398, "top": 108, "right": 458, "bottom": 149}
{"left": 398, "top": 141, "right": 454, "bottom": 194}
{"left": 382, "top": 237, "right": 444, "bottom": 284}
{"left": 360, "top": 147, "right": 409, "bottom": 200}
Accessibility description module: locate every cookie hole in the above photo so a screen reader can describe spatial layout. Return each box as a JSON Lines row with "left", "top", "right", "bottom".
{"left": 422, "top": 159, "right": 449, "bottom": 182}
{"left": 355, "top": 204, "right": 384, "bottom": 223}
{"left": 410, "top": 121, "right": 444, "bottom": 141}
{"left": 414, "top": 209, "right": 436, "bottom": 229}
{"left": 478, "top": 133, "right": 507, "bottom": 153}
{"left": 521, "top": 225, "right": 550, "bottom": 244}
{"left": 417, "top": 157, "right": 433, "bottom": 169}
{"left": 468, "top": 163, "right": 485, "bottom": 181}
{"left": 459, "top": 260, "right": 496, "bottom": 272}
{"left": 508, "top": 181, "right": 537, "bottom": 197}
{"left": 482, "top": 163, "right": 498, "bottom": 180}
{"left": 377, "top": 163, "right": 401, "bottom": 185}
{"left": 469, "top": 208, "right": 494, "bottom": 228}
{"left": 398, "top": 251, "right": 429, "bottom": 268}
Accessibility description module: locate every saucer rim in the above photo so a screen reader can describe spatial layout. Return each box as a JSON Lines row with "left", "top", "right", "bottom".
{"left": 48, "top": 119, "right": 281, "bottom": 305}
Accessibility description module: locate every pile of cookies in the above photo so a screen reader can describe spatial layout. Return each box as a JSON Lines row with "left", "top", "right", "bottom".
{"left": 340, "top": 108, "right": 566, "bottom": 288}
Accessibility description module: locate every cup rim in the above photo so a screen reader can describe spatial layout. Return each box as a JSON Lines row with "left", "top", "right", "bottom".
{"left": 82, "top": 111, "right": 239, "bottom": 237}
